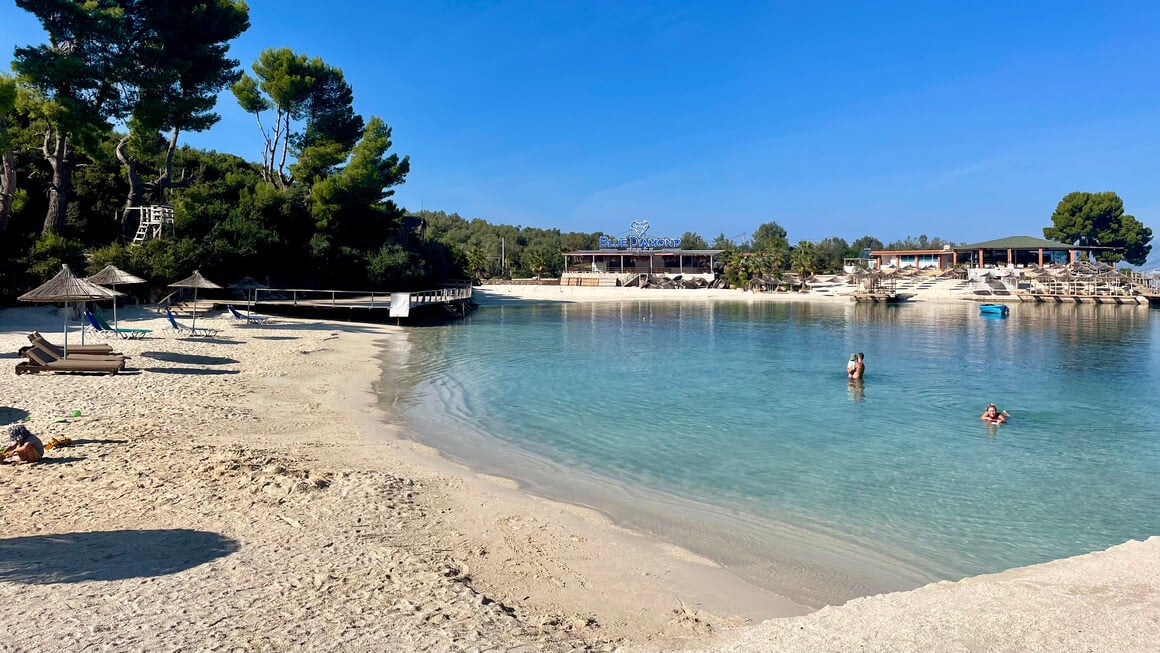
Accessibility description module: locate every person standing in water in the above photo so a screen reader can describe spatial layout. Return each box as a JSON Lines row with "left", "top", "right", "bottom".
{"left": 851, "top": 352, "right": 866, "bottom": 380}
{"left": 846, "top": 354, "right": 857, "bottom": 378}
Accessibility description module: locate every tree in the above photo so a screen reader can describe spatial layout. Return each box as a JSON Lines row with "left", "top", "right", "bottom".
{"left": 0, "top": 75, "right": 17, "bottom": 234}
{"left": 115, "top": 0, "right": 250, "bottom": 240}
{"left": 814, "top": 236, "right": 849, "bottom": 273}
{"left": 751, "top": 221, "right": 788, "bottom": 253}
{"left": 790, "top": 240, "right": 820, "bottom": 279}
{"left": 523, "top": 246, "right": 553, "bottom": 278}
{"left": 680, "top": 231, "right": 708, "bottom": 250}
{"left": 232, "top": 48, "right": 364, "bottom": 189}
{"left": 464, "top": 247, "right": 491, "bottom": 280}
{"left": 885, "top": 234, "right": 954, "bottom": 250}
{"left": 710, "top": 232, "right": 735, "bottom": 250}
{"left": 12, "top": 0, "right": 128, "bottom": 234}
{"left": 850, "top": 236, "right": 883, "bottom": 256}
{"left": 1044, "top": 191, "right": 1153, "bottom": 265}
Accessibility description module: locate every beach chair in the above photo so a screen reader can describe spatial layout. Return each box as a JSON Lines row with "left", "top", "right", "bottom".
{"left": 164, "top": 308, "right": 220, "bottom": 337}
{"left": 227, "top": 304, "right": 269, "bottom": 325}
{"left": 84, "top": 311, "right": 152, "bottom": 339}
{"left": 16, "top": 341, "right": 125, "bottom": 375}
{"left": 27, "top": 331, "right": 119, "bottom": 355}
{"left": 26, "top": 334, "right": 125, "bottom": 362}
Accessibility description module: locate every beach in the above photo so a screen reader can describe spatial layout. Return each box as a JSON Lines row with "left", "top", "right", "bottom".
{"left": 1, "top": 289, "right": 1158, "bottom": 652}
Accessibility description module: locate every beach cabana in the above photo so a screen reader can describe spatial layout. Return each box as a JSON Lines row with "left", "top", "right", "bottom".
{"left": 229, "top": 277, "right": 269, "bottom": 315}
{"left": 18, "top": 264, "right": 122, "bottom": 355}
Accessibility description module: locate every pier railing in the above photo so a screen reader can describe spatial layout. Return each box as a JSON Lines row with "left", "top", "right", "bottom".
{"left": 249, "top": 284, "right": 472, "bottom": 313}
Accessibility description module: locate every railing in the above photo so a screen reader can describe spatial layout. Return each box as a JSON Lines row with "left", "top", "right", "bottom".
{"left": 251, "top": 284, "right": 472, "bottom": 309}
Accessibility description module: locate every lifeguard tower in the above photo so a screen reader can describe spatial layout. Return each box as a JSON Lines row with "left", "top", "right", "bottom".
{"left": 127, "top": 205, "right": 175, "bottom": 243}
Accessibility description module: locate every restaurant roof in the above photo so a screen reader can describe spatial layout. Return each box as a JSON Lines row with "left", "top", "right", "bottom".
{"left": 955, "top": 235, "right": 1078, "bottom": 251}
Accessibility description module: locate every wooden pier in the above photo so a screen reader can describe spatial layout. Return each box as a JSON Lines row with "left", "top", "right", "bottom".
{"left": 238, "top": 284, "right": 475, "bottom": 321}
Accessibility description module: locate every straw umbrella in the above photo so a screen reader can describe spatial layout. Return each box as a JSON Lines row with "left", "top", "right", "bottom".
{"left": 169, "top": 270, "right": 222, "bottom": 332}
{"left": 18, "top": 264, "right": 122, "bottom": 355}
{"left": 87, "top": 264, "right": 146, "bottom": 330}
{"left": 229, "top": 277, "right": 269, "bottom": 315}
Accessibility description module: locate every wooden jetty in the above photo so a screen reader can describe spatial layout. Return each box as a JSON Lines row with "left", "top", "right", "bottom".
{"left": 850, "top": 291, "right": 912, "bottom": 303}
{"left": 215, "top": 284, "right": 475, "bottom": 322}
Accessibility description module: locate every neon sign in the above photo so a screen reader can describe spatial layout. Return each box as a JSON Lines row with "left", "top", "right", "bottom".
{"left": 598, "top": 220, "right": 682, "bottom": 249}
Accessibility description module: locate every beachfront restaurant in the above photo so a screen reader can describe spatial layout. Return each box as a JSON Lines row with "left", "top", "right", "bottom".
{"left": 953, "top": 235, "right": 1078, "bottom": 268}
{"left": 869, "top": 247, "right": 957, "bottom": 270}
{"left": 561, "top": 249, "right": 724, "bottom": 285}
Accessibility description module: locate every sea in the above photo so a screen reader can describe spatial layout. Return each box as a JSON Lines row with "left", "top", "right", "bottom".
{"left": 378, "top": 299, "right": 1160, "bottom": 607}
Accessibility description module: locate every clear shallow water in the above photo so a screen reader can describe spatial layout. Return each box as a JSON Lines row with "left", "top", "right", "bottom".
{"left": 381, "top": 300, "right": 1160, "bottom": 606}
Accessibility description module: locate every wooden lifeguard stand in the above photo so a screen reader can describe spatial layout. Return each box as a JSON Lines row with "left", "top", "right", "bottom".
{"left": 128, "top": 205, "right": 175, "bottom": 244}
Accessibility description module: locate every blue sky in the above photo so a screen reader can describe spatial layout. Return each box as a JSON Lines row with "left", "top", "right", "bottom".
{"left": 3, "top": 1, "right": 1160, "bottom": 244}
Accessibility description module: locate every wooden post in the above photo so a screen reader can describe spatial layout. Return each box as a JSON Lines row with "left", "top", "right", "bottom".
{"left": 1038, "top": 248, "right": 1043, "bottom": 266}
{"left": 979, "top": 249, "right": 984, "bottom": 267}
{"left": 1007, "top": 248, "right": 1013, "bottom": 265}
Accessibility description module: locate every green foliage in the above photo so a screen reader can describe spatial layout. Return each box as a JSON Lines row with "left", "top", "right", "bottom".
{"left": 884, "top": 234, "right": 955, "bottom": 250}
{"left": 709, "top": 233, "right": 735, "bottom": 250}
{"left": 813, "top": 237, "right": 849, "bottom": 273}
{"left": 751, "top": 221, "right": 788, "bottom": 253}
{"left": 1044, "top": 191, "right": 1153, "bottom": 265}
{"left": 25, "top": 231, "right": 86, "bottom": 281}
{"left": 850, "top": 236, "right": 884, "bottom": 255}
{"left": 790, "top": 240, "right": 820, "bottom": 278}
{"left": 680, "top": 231, "right": 709, "bottom": 250}
{"left": 233, "top": 48, "right": 365, "bottom": 187}
{"left": 418, "top": 210, "right": 599, "bottom": 279}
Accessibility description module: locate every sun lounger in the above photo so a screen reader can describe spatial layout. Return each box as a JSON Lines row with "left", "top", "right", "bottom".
{"left": 26, "top": 334, "right": 128, "bottom": 362}
{"left": 84, "top": 311, "right": 152, "bottom": 339}
{"left": 16, "top": 343, "right": 125, "bottom": 375}
{"left": 28, "top": 331, "right": 119, "bottom": 355}
{"left": 227, "top": 305, "right": 269, "bottom": 324}
{"left": 165, "top": 308, "right": 220, "bottom": 337}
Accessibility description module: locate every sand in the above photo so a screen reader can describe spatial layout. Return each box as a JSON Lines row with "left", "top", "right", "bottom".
{"left": 0, "top": 288, "right": 1156, "bottom": 653}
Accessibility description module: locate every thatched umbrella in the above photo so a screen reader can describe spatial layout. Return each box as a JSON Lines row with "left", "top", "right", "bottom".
{"left": 18, "top": 264, "right": 121, "bottom": 354}
{"left": 229, "top": 276, "right": 268, "bottom": 315}
{"left": 169, "top": 270, "right": 222, "bottom": 332}
{"left": 87, "top": 264, "right": 146, "bottom": 330}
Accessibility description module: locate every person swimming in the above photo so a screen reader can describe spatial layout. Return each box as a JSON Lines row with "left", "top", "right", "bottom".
{"left": 981, "top": 403, "right": 1008, "bottom": 424}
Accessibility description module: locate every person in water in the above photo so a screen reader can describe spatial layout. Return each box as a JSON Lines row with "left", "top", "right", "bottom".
{"left": 851, "top": 352, "right": 865, "bottom": 380}
{"left": 846, "top": 354, "right": 857, "bottom": 377}
{"left": 981, "top": 404, "right": 1008, "bottom": 424}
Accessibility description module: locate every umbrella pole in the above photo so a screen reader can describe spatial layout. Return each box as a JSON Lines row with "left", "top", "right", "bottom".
{"left": 63, "top": 301, "right": 69, "bottom": 356}
{"left": 191, "top": 288, "right": 198, "bottom": 333}
{"left": 80, "top": 301, "right": 86, "bottom": 346}
{"left": 112, "top": 282, "right": 119, "bottom": 330}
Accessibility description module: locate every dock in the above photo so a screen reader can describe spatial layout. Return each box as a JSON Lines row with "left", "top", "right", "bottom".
{"left": 178, "top": 284, "right": 476, "bottom": 322}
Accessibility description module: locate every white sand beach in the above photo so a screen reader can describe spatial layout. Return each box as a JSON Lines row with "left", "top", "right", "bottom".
{"left": 1, "top": 291, "right": 1157, "bottom": 652}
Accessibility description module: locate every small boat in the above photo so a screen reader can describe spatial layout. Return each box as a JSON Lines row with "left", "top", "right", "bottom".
{"left": 979, "top": 303, "right": 1009, "bottom": 316}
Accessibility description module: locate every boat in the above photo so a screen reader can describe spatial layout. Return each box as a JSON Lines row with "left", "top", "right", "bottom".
{"left": 979, "top": 303, "right": 1009, "bottom": 316}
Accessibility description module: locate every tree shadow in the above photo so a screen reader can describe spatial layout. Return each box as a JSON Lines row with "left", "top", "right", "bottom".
{"left": 0, "top": 529, "right": 239, "bottom": 584}
{"left": 143, "top": 368, "right": 240, "bottom": 375}
{"left": 141, "top": 352, "right": 238, "bottom": 366}
{"left": 251, "top": 336, "right": 300, "bottom": 341}
{"left": 0, "top": 407, "right": 30, "bottom": 424}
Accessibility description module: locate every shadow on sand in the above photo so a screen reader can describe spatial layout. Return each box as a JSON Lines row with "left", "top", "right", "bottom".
{"left": 141, "top": 352, "right": 238, "bottom": 366}
{"left": 143, "top": 367, "right": 240, "bottom": 375}
{"left": 0, "top": 529, "right": 239, "bottom": 584}
{"left": 0, "top": 407, "right": 31, "bottom": 424}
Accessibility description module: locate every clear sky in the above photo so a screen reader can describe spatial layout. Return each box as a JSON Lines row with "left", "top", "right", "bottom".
{"left": 3, "top": 1, "right": 1160, "bottom": 245}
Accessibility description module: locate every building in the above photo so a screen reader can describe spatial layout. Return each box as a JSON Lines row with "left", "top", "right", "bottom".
{"left": 869, "top": 235, "right": 1100, "bottom": 271}
{"left": 561, "top": 249, "right": 724, "bottom": 286}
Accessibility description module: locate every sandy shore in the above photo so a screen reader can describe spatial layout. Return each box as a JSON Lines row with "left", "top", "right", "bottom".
{"left": 1, "top": 293, "right": 1157, "bottom": 652}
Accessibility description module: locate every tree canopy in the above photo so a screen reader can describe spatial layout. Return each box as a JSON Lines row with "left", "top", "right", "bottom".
{"left": 1044, "top": 191, "right": 1153, "bottom": 265}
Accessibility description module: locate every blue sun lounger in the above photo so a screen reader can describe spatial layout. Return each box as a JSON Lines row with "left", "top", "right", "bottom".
{"left": 84, "top": 311, "right": 152, "bottom": 339}
{"left": 165, "top": 308, "right": 219, "bottom": 337}
{"left": 227, "top": 304, "right": 269, "bottom": 325}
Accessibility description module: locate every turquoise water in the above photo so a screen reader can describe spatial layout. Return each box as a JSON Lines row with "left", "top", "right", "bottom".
{"left": 382, "top": 300, "right": 1160, "bottom": 606}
